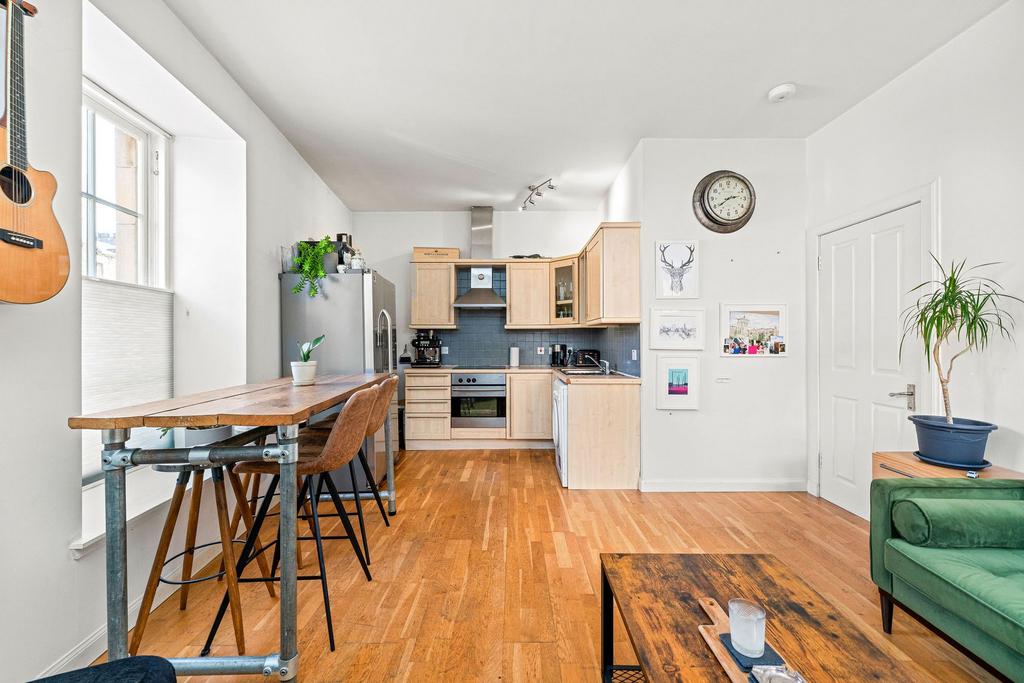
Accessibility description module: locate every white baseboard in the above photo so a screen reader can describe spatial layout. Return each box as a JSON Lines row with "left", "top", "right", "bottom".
{"left": 639, "top": 478, "right": 808, "bottom": 492}
{"left": 37, "top": 544, "right": 221, "bottom": 678}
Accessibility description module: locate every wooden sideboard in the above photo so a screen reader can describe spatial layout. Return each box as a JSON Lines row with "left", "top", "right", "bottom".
{"left": 873, "top": 451, "right": 1024, "bottom": 480}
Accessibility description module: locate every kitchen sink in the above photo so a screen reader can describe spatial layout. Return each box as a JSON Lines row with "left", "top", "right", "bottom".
{"left": 560, "top": 368, "right": 606, "bottom": 375}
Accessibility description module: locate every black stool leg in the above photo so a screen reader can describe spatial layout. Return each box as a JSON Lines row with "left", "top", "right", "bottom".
{"left": 358, "top": 448, "right": 390, "bottom": 527}
{"left": 202, "top": 474, "right": 279, "bottom": 657}
{"left": 348, "top": 460, "right": 370, "bottom": 563}
{"left": 308, "top": 474, "right": 336, "bottom": 651}
{"left": 323, "top": 474, "right": 372, "bottom": 581}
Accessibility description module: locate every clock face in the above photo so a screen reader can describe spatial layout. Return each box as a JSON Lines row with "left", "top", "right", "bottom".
{"left": 705, "top": 175, "right": 753, "bottom": 223}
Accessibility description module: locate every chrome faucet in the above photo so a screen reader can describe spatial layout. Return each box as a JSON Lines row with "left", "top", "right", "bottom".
{"left": 599, "top": 360, "right": 611, "bottom": 375}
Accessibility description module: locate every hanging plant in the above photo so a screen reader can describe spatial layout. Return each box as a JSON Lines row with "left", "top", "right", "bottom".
{"left": 292, "top": 236, "right": 335, "bottom": 297}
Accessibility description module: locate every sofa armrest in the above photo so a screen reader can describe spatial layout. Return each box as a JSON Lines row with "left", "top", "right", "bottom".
{"left": 869, "top": 478, "right": 1024, "bottom": 593}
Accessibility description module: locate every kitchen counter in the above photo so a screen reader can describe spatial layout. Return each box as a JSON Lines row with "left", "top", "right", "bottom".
{"left": 406, "top": 366, "right": 641, "bottom": 383}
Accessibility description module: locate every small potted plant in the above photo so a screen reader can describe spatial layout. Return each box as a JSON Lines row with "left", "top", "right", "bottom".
{"left": 291, "top": 334, "right": 326, "bottom": 386}
{"left": 901, "top": 257, "right": 1020, "bottom": 466}
{"left": 292, "top": 236, "right": 338, "bottom": 297}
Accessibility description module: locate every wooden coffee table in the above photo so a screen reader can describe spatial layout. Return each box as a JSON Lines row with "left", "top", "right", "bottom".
{"left": 600, "top": 553, "right": 930, "bottom": 682}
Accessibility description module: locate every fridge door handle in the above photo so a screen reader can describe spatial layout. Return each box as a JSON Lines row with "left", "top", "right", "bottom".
{"left": 377, "top": 308, "right": 394, "bottom": 374}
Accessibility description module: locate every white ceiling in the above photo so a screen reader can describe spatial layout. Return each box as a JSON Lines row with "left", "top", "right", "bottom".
{"left": 167, "top": 0, "right": 1004, "bottom": 211}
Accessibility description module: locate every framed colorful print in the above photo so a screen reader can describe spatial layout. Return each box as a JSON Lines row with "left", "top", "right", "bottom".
{"left": 655, "top": 355, "right": 700, "bottom": 410}
{"left": 720, "top": 304, "right": 788, "bottom": 357}
{"left": 650, "top": 308, "right": 705, "bottom": 350}
{"left": 655, "top": 240, "right": 699, "bottom": 299}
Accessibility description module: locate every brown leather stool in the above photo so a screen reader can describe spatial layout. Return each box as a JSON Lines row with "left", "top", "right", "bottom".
{"left": 202, "top": 384, "right": 378, "bottom": 654}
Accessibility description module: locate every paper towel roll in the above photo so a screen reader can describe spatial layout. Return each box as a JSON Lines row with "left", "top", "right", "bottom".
{"left": 509, "top": 346, "right": 520, "bottom": 367}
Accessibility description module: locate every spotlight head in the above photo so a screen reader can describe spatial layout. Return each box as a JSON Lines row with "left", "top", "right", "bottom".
{"left": 528, "top": 198, "right": 535, "bottom": 205}
{"left": 535, "top": 191, "right": 543, "bottom": 197}
{"left": 547, "top": 183, "right": 555, "bottom": 190}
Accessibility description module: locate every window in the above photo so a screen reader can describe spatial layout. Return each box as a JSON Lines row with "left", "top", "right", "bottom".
{"left": 80, "top": 81, "right": 174, "bottom": 486}
{"left": 81, "top": 81, "right": 168, "bottom": 287}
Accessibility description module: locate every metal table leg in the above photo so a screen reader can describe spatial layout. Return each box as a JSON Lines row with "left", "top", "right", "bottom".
{"left": 276, "top": 423, "right": 300, "bottom": 680}
{"left": 384, "top": 412, "right": 396, "bottom": 515}
{"left": 102, "top": 428, "right": 131, "bottom": 662}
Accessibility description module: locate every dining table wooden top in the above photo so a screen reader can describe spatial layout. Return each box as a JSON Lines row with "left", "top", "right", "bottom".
{"left": 68, "top": 372, "right": 389, "bottom": 430}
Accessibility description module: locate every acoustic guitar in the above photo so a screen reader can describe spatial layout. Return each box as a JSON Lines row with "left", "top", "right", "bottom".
{"left": 0, "top": 0, "right": 69, "bottom": 304}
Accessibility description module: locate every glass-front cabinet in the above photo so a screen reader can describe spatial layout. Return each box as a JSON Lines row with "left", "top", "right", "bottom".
{"left": 550, "top": 257, "right": 579, "bottom": 325}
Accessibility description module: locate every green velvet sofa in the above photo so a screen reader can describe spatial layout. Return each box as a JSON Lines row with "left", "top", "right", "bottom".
{"left": 870, "top": 478, "right": 1024, "bottom": 682}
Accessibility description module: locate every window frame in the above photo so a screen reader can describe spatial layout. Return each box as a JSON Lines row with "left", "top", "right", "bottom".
{"left": 81, "top": 78, "right": 171, "bottom": 289}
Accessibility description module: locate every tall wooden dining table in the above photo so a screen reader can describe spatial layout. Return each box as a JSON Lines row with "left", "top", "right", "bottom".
{"left": 68, "top": 372, "right": 389, "bottom": 681}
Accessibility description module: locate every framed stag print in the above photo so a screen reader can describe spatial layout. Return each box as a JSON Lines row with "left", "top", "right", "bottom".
{"left": 655, "top": 355, "right": 700, "bottom": 410}
{"left": 720, "top": 303, "right": 788, "bottom": 357}
{"left": 655, "top": 240, "right": 699, "bottom": 299}
{"left": 650, "top": 308, "right": 705, "bottom": 350}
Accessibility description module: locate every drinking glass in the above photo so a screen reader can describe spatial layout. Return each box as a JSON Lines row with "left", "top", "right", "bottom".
{"left": 728, "top": 599, "right": 766, "bottom": 658}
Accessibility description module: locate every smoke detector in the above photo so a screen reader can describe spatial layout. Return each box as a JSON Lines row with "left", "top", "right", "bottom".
{"left": 767, "top": 83, "right": 797, "bottom": 103}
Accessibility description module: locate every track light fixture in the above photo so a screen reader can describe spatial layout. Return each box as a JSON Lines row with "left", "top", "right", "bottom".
{"left": 520, "top": 178, "right": 557, "bottom": 211}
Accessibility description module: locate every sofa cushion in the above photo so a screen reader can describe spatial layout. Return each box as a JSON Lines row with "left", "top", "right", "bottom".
{"left": 892, "top": 498, "right": 1024, "bottom": 548}
{"left": 885, "top": 539, "right": 1024, "bottom": 654}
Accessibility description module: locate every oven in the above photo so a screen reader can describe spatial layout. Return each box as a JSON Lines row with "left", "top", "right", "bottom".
{"left": 450, "top": 373, "right": 506, "bottom": 429}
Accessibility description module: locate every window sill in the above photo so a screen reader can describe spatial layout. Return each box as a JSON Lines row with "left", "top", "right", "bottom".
{"left": 71, "top": 466, "right": 205, "bottom": 560}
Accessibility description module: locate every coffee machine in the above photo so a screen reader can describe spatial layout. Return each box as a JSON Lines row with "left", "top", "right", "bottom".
{"left": 550, "top": 343, "right": 569, "bottom": 367}
{"left": 411, "top": 331, "right": 443, "bottom": 367}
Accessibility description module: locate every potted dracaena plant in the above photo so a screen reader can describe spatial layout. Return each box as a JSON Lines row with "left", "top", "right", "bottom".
{"left": 900, "top": 257, "right": 1020, "bottom": 466}
{"left": 291, "top": 236, "right": 338, "bottom": 297}
{"left": 291, "top": 334, "right": 326, "bottom": 386}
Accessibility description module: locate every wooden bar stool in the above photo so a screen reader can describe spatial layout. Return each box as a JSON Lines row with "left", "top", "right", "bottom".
{"left": 202, "top": 384, "right": 379, "bottom": 654}
{"left": 309, "top": 374, "right": 398, "bottom": 562}
{"left": 129, "top": 452, "right": 276, "bottom": 656}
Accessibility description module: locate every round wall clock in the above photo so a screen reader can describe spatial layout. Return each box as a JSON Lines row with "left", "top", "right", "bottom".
{"left": 692, "top": 170, "right": 756, "bottom": 233}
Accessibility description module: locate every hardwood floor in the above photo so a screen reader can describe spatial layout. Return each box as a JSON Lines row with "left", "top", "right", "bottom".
{"left": 123, "top": 449, "right": 996, "bottom": 682}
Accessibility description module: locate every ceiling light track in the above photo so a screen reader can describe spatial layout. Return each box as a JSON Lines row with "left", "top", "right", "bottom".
{"left": 519, "top": 178, "right": 556, "bottom": 211}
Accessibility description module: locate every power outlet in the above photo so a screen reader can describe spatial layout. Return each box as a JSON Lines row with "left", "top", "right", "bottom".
{"left": 536, "top": 346, "right": 545, "bottom": 355}
{"left": 631, "top": 349, "right": 638, "bottom": 361}
{"left": 441, "top": 346, "right": 449, "bottom": 355}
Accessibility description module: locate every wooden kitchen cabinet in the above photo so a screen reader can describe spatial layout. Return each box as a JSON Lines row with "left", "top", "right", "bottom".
{"left": 583, "top": 223, "right": 640, "bottom": 325}
{"left": 506, "top": 262, "right": 550, "bottom": 327}
{"left": 567, "top": 381, "right": 640, "bottom": 488}
{"left": 549, "top": 257, "right": 579, "bottom": 325}
{"left": 507, "top": 372, "right": 553, "bottom": 439}
{"left": 406, "top": 373, "right": 451, "bottom": 440}
{"left": 410, "top": 263, "right": 456, "bottom": 328}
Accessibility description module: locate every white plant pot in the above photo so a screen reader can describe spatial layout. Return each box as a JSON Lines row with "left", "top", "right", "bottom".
{"left": 291, "top": 360, "right": 318, "bottom": 386}
{"left": 172, "top": 425, "right": 233, "bottom": 448}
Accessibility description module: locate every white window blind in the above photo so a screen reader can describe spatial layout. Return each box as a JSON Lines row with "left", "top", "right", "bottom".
{"left": 81, "top": 277, "right": 173, "bottom": 483}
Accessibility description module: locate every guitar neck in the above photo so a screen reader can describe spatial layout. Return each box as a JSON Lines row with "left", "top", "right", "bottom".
{"left": 6, "top": 1, "right": 27, "bottom": 170}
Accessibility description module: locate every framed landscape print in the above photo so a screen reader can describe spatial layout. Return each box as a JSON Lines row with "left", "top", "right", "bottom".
{"left": 720, "top": 304, "right": 788, "bottom": 357}
{"left": 655, "top": 240, "right": 699, "bottom": 299}
{"left": 650, "top": 308, "right": 705, "bottom": 350}
{"left": 655, "top": 355, "right": 700, "bottom": 410}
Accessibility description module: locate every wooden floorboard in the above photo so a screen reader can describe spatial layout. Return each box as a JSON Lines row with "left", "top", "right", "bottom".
{"left": 118, "top": 449, "right": 996, "bottom": 682}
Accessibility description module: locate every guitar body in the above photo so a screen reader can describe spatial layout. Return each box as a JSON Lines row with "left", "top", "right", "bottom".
{"left": 0, "top": 140, "right": 68, "bottom": 303}
{"left": 0, "top": 0, "right": 68, "bottom": 304}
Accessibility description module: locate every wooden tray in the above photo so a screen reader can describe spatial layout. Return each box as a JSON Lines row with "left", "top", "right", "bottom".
{"left": 698, "top": 597, "right": 789, "bottom": 683}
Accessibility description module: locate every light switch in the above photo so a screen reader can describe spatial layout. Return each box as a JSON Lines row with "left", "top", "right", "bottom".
{"left": 441, "top": 346, "right": 449, "bottom": 355}
{"left": 715, "top": 377, "right": 732, "bottom": 383}
{"left": 536, "top": 346, "right": 545, "bottom": 355}
{"left": 631, "top": 349, "right": 638, "bottom": 361}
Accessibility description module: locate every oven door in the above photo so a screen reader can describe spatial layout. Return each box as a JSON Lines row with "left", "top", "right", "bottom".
{"left": 451, "top": 387, "right": 507, "bottom": 428}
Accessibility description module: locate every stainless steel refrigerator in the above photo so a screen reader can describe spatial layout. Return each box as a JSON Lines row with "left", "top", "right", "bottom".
{"left": 280, "top": 270, "right": 397, "bottom": 494}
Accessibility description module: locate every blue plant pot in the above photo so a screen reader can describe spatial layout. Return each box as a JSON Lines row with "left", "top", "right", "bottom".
{"left": 909, "top": 415, "right": 997, "bottom": 466}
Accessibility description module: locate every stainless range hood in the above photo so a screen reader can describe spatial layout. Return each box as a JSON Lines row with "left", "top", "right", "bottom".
{"left": 454, "top": 206, "right": 506, "bottom": 308}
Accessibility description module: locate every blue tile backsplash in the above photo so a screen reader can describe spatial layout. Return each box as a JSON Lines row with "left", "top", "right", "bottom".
{"left": 422, "top": 309, "right": 640, "bottom": 375}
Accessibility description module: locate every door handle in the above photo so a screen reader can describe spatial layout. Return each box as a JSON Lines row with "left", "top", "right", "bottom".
{"left": 888, "top": 384, "right": 916, "bottom": 410}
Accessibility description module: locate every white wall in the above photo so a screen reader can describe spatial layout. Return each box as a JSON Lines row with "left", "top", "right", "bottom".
{"left": 605, "top": 139, "right": 809, "bottom": 491}
{"left": 172, "top": 137, "right": 248, "bottom": 394}
{"left": 352, "top": 210, "right": 600, "bottom": 350}
{"left": 806, "top": 0, "right": 1024, "bottom": 472}
{"left": 0, "top": 1, "right": 84, "bottom": 678}
{"left": 91, "top": 0, "right": 352, "bottom": 383}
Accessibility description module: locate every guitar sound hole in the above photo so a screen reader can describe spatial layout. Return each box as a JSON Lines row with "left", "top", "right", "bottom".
{"left": 0, "top": 165, "right": 33, "bottom": 205}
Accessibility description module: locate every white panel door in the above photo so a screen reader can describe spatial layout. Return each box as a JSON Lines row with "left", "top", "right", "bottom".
{"left": 819, "top": 204, "right": 925, "bottom": 517}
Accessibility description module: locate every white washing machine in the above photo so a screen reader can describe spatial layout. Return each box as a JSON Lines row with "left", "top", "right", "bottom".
{"left": 552, "top": 378, "right": 568, "bottom": 487}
